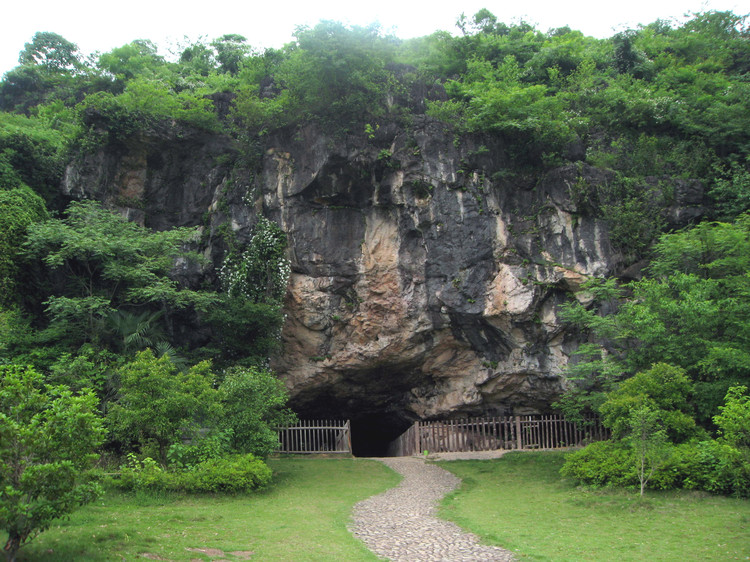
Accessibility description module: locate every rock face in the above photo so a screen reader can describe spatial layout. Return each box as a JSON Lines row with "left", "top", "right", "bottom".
{"left": 61, "top": 117, "right": 703, "bottom": 435}
{"left": 260, "top": 119, "right": 621, "bottom": 430}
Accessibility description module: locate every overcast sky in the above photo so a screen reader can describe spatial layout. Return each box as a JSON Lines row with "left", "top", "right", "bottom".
{"left": 2, "top": 0, "right": 748, "bottom": 77}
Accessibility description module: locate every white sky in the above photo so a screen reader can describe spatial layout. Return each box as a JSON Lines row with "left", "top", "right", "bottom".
{"left": 2, "top": 0, "right": 748, "bottom": 78}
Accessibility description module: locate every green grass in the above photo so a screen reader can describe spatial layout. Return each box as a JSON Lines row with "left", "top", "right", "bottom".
{"left": 10, "top": 453, "right": 749, "bottom": 561}
{"left": 438, "top": 451, "right": 750, "bottom": 561}
{"left": 10, "top": 458, "right": 400, "bottom": 561}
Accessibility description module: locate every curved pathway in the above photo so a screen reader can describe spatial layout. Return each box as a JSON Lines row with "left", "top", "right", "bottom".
{"left": 350, "top": 457, "right": 515, "bottom": 561}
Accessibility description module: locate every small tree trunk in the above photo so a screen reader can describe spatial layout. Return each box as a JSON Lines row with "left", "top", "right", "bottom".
{"left": 4, "top": 532, "right": 21, "bottom": 562}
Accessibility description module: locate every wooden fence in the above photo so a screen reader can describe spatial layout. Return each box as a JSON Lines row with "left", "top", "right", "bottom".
{"left": 387, "top": 415, "right": 608, "bottom": 457}
{"left": 276, "top": 420, "right": 352, "bottom": 454}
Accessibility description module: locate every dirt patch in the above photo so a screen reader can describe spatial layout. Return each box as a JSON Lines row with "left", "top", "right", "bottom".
{"left": 426, "top": 450, "right": 510, "bottom": 461}
{"left": 184, "top": 547, "right": 254, "bottom": 559}
{"left": 186, "top": 548, "right": 226, "bottom": 556}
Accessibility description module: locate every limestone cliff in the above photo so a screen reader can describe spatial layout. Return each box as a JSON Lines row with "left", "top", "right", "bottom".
{"left": 61, "top": 117, "right": 703, "bottom": 432}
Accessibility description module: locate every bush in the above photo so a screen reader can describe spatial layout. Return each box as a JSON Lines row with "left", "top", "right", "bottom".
{"left": 218, "top": 365, "right": 296, "bottom": 457}
{"left": 562, "top": 439, "right": 750, "bottom": 497}
{"left": 669, "top": 441, "right": 750, "bottom": 497}
{"left": 176, "top": 454, "right": 272, "bottom": 493}
{"left": 560, "top": 440, "right": 638, "bottom": 487}
{"left": 0, "top": 365, "right": 105, "bottom": 559}
{"left": 166, "top": 430, "right": 233, "bottom": 470}
{"left": 116, "top": 454, "right": 168, "bottom": 492}
{"left": 113, "top": 453, "right": 272, "bottom": 494}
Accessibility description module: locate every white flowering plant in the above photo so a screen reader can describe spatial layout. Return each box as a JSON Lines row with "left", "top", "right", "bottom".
{"left": 219, "top": 216, "right": 291, "bottom": 304}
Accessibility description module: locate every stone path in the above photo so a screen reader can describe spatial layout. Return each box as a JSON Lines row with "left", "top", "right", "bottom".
{"left": 349, "top": 457, "right": 516, "bottom": 561}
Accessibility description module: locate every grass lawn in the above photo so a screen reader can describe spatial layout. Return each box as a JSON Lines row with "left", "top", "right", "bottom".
{"left": 10, "top": 458, "right": 400, "bottom": 561}
{"left": 438, "top": 451, "right": 750, "bottom": 561}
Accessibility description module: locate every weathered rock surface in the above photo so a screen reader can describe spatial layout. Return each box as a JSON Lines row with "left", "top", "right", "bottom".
{"left": 62, "top": 117, "right": 704, "bottom": 439}
{"left": 260, "top": 119, "right": 622, "bottom": 429}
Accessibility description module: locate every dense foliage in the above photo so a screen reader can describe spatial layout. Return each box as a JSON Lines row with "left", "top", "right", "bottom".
{"left": 0, "top": 365, "right": 104, "bottom": 561}
{"left": 559, "top": 215, "right": 750, "bottom": 495}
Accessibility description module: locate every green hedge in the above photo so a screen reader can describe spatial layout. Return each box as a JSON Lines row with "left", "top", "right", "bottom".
{"left": 114, "top": 453, "right": 272, "bottom": 494}
{"left": 561, "top": 440, "right": 750, "bottom": 497}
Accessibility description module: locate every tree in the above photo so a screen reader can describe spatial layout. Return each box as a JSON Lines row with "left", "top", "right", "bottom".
{"left": 18, "top": 32, "right": 80, "bottom": 72}
{"left": 206, "top": 216, "right": 290, "bottom": 366}
{"left": 97, "top": 40, "right": 166, "bottom": 81}
{"left": 273, "top": 21, "right": 397, "bottom": 127}
{"left": 202, "top": 298, "right": 285, "bottom": 366}
{"left": 0, "top": 188, "right": 48, "bottom": 306}
{"left": 627, "top": 404, "right": 671, "bottom": 497}
{"left": 599, "top": 363, "right": 697, "bottom": 443}
{"left": 211, "top": 34, "right": 251, "bottom": 75}
{"left": 714, "top": 385, "right": 750, "bottom": 448}
{"left": 107, "top": 350, "right": 220, "bottom": 465}
{"left": 0, "top": 365, "right": 104, "bottom": 562}
{"left": 218, "top": 366, "right": 296, "bottom": 457}
{"left": 23, "top": 200, "right": 216, "bottom": 345}
{"left": 560, "top": 214, "right": 750, "bottom": 426}
{"left": 219, "top": 216, "right": 290, "bottom": 304}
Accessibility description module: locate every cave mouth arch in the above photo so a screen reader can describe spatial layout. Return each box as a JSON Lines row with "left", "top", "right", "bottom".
{"left": 289, "top": 391, "right": 415, "bottom": 457}
{"left": 349, "top": 414, "right": 412, "bottom": 457}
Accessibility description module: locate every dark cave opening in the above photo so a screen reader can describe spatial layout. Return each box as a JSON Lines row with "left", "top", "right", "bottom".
{"left": 349, "top": 414, "right": 412, "bottom": 457}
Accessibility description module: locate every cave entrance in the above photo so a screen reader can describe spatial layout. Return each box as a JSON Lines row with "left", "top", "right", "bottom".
{"left": 350, "top": 415, "right": 412, "bottom": 457}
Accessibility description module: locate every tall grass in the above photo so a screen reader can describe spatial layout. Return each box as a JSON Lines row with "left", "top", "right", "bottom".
{"left": 10, "top": 458, "right": 399, "bottom": 561}
{"left": 438, "top": 451, "right": 750, "bottom": 561}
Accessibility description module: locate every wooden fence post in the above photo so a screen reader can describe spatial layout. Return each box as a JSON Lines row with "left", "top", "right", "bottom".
{"left": 515, "top": 416, "right": 523, "bottom": 450}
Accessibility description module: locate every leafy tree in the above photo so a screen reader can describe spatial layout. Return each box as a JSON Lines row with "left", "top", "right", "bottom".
{"left": 211, "top": 34, "right": 251, "bottom": 75}
{"left": 561, "top": 214, "right": 750, "bottom": 425}
{"left": 218, "top": 366, "right": 296, "bottom": 457}
{"left": 599, "top": 363, "right": 697, "bottom": 443}
{"left": 714, "top": 385, "right": 750, "bottom": 448}
{"left": 709, "top": 159, "right": 750, "bottom": 220}
{"left": 178, "top": 40, "right": 217, "bottom": 77}
{"left": 18, "top": 32, "right": 80, "bottom": 72}
{"left": 202, "top": 297, "right": 285, "bottom": 366}
{"left": 627, "top": 404, "right": 670, "bottom": 497}
{"left": 207, "top": 216, "right": 290, "bottom": 365}
{"left": 97, "top": 40, "right": 166, "bottom": 81}
{"left": 273, "top": 21, "right": 398, "bottom": 127}
{"left": 0, "top": 365, "right": 104, "bottom": 562}
{"left": 23, "top": 200, "right": 216, "bottom": 345}
{"left": 0, "top": 112, "right": 69, "bottom": 201}
{"left": 0, "top": 188, "right": 48, "bottom": 306}
{"left": 219, "top": 216, "right": 290, "bottom": 303}
{"left": 107, "top": 350, "right": 220, "bottom": 465}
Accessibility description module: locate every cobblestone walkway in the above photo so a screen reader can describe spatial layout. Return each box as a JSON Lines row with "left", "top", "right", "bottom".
{"left": 349, "top": 457, "right": 515, "bottom": 561}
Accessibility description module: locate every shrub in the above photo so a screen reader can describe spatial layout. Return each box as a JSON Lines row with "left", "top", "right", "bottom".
{"left": 0, "top": 365, "right": 105, "bottom": 559}
{"left": 671, "top": 441, "right": 750, "bottom": 497}
{"left": 714, "top": 385, "right": 750, "bottom": 448}
{"left": 560, "top": 440, "right": 638, "bottom": 487}
{"left": 218, "top": 365, "right": 296, "bottom": 457}
{"left": 166, "top": 429, "right": 232, "bottom": 469}
{"left": 113, "top": 453, "right": 272, "bottom": 494}
{"left": 116, "top": 454, "right": 167, "bottom": 492}
{"left": 562, "top": 439, "right": 750, "bottom": 497}
{"left": 176, "top": 454, "right": 272, "bottom": 493}
{"left": 599, "top": 363, "right": 697, "bottom": 443}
